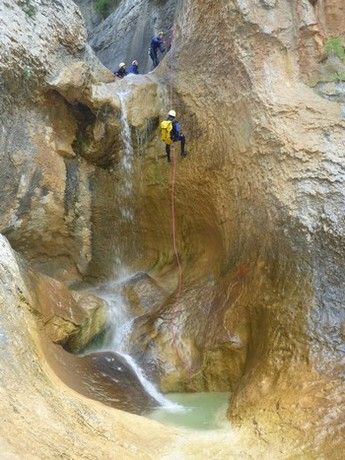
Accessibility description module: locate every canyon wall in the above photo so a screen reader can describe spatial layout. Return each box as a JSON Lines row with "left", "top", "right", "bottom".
{"left": 0, "top": 0, "right": 344, "bottom": 457}
{"left": 0, "top": 0, "right": 108, "bottom": 281}
{"left": 120, "top": 0, "right": 345, "bottom": 453}
{"left": 75, "top": 0, "right": 178, "bottom": 73}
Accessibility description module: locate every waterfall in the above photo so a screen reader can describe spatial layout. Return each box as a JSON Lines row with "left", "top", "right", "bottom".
{"left": 117, "top": 353, "right": 182, "bottom": 410}
{"left": 93, "top": 279, "right": 182, "bottom": 411}
{"left": 90, "top": 91, "right": 182, "bottom": 411}
{"left": 112, "top": 90, "right": 136, "bottom": 270}
{"left": 118, "top": 90, "right": 134, "bottom": 197}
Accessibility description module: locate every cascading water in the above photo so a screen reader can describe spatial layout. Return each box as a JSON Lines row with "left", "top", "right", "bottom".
{"left": 90, "top": 90, "right": 182, "bottom": 411}
{"left": 117, "top": 91, "right": 134, "bottom": 200}
{"left": 112, "top": 90, "right": 135, "bottom": 270}
{"left": 92, "top": 278, "right": 182, "bottom": 411}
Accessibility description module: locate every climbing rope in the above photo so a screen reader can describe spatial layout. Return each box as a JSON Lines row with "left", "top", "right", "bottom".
{"left": 166, "top": 43, "right": 183, "bottom": 300}
{"left": 165, "top": 74, "right": 195, "bottom": 381}
{"left": 170, "top": 143, "right": 183, "bottom": 300}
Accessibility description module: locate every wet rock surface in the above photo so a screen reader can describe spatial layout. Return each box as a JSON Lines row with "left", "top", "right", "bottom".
{"left": 47, "top": 348, "right": 156, "bottom": 414}
{"left": 121, "top": 272, "right": 168, "bottom": 316}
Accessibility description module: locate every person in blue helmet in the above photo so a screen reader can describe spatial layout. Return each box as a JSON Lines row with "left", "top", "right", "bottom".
{"left": 128, "top": 60, "right": 139, "bottom": 75}
{"left": 149, "top": 32, "right": 165, "bottom": 68}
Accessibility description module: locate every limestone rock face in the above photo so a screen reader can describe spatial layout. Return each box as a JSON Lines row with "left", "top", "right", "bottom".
{"left": 0, "top": 0, "right": 120, "bottom": 279}
{"left": 315, "top": 0, "right": 345, "bottom": 38}
{"left": 73, "top": 0, "right": 104, "bottom": 32}
{"left": 296, "top": 0, "right": 345, "bottom": 82}
{"left": 104, "top": 0, "right": 345, "bottom": 454}
{"left": 77, "top": 0, "right": 178, "bottom": 74}
{"left": 12, "top": 247, "right": 107, "bottom": 352}
{"left": 0, "top": 0, "right": 113, "bottom": 281}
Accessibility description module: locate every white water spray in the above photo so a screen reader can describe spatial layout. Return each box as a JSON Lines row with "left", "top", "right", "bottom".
{"left": 93, "top": 278, "right": 182, "bottom": 411}
{"left": 118, "top": 90, "right": 135, "bottom": 200}
{"left": 117, "top": 352, "right": 182, "bottom": 410}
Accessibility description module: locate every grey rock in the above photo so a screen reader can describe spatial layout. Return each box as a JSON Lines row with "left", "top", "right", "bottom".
{"left": 260, "top": 0, "right": 277, "bottom": 9}
{"left": 315, "top": 81, "right": 345, "bottom": 103}
{"left": 84, "top": 0, "right": 178, "bottom": 74}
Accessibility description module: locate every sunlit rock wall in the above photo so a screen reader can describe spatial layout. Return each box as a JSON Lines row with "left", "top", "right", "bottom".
{"left": 120, "top": 0, "right": 345, "bottom": 453}
{"left": 0, "top": 0, "right": 116, "bottom": 281}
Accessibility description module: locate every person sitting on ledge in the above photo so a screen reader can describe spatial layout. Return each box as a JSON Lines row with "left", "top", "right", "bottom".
{"left": 115, "top": 62, "right": 127, "bottom": 79}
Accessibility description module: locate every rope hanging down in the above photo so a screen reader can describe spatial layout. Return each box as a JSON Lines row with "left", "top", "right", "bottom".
{"left": 166, "top": 75, "right": 193, "bottom": 379}
{"left": 168, "top": 70, "right": 183, "bottom": 300}
{"left": 170, "top": 144, "right": 183, "bottom": 300}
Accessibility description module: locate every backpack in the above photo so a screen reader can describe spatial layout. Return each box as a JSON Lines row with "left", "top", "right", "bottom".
{"left": 160, "top": 120, "right": 173, "bottom": 145}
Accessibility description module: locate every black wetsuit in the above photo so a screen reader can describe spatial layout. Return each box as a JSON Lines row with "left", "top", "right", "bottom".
{"left": 115, "top": 67, "right": 127, "bottom": 78}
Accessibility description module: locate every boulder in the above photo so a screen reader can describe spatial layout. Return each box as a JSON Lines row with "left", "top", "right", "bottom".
{"left": 19, "top": 253, "right": 107, "bottom": 352}
{"left": 121, "top": 272, "right": 167, "bottom": 316}
{"left": 46, "top": 348, "right": 156, "bottom": 414}
{"left": 48, "top": 61, "right": 114, "bottom": 105}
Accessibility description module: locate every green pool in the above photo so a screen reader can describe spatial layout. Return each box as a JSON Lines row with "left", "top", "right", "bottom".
{"left": 147, "top": 392, "right": 230, "bottom": 430}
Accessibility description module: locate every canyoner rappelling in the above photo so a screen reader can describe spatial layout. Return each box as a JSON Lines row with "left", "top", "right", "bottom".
{"left": 160, "top": 109, "right": 187, "bottom": 298}
{"left": 160, "top": 108, "right": 192, "bottom": 377}
{"left": 160, "top": 110, "right": 187, "bottom": 163}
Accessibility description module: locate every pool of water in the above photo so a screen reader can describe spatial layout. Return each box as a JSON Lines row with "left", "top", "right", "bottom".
{"left": 147, "top": 392, "right": 230, "bottom": 431}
